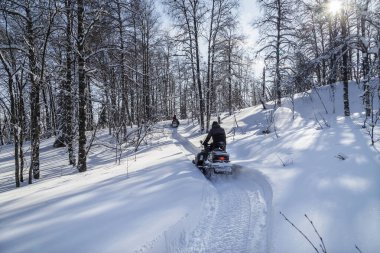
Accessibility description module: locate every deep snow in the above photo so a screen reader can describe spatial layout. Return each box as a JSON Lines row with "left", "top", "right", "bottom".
{"left": 1, "top": 81, "right": 380, "bottom": 253}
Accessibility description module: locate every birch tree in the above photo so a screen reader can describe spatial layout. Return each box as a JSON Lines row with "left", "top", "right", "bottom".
{"left": 53, "top": 0, "right": 76, "bottom": 166}
{"left": 163, "top": 0, "right": 206, "bottom": 131}
{"left": 254, "top": 0, "right": 296, "bottom": 107}
{"left": 340, "top": 5, "right": 350, "bottom": 116}
{"left": 0, "top": 0, "right": 57, "bottom": 181}
{"left": 63, "top": 0, "right": 76, "bottom": 165}
{"left": 205, "top": 0, "right": 239, "bottom": 130}
{"left": 0, "top": 46, "right": 21, "bottom": 187}
{"left": 76, "top": 0, "right": 87, "bottom": 172}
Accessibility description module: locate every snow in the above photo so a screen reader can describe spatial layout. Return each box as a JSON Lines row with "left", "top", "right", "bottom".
{"left": 1, "top": 81, "right": 380, "bottom": 253}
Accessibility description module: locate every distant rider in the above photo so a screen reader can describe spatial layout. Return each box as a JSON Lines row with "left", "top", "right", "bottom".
{"left": 172, "top": 115, "right": 179, "bottom": 126}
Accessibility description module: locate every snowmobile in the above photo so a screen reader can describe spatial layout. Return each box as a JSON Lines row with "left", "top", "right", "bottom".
{"left": 193, "top": 141, "right": 233, "bottom": 179}
{"left": 171, "top": 119, "right": 179, "bottom": 128}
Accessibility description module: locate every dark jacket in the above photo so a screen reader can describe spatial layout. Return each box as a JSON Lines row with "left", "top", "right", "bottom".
{"left": 203, "top": 122, "right": 226, "bottom": 147}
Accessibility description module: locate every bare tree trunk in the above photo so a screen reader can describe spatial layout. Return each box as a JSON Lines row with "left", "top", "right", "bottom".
{"left": 65, "top": 0, "right": 75, "bottom": 165}
{"left": 206, "top": 0, "right": 216, "bottom": 131}
{"left": 378, "top": 35, "right": 380, "bottom": 110}
{"left": 327, "top": 9, "right": 337, "bottom": 114}
{"left": 42, "top": 87, "right": 51, "bottom": 137}
{"left": 361, "top": 0, "right": 370, "bottom": 117}
{"left": 142, "top": 27, "right": 151, "bottom": 121}
{"left": 275, "top": 0, "right": 282, "bottom": 107}
{"left": 190, "top": 0, "right": 205, "bottom": 131}
{"left": 86, "top": 79, "right": 94, "bottom": 131}
{"left": 0, "top": 53, "right": 20, "bottom": 187}
{"left": 26, "top": 4, "right": 41, "bottom": 181}
{"left": 185, "top": 14, "right": 198, "bottom": 125}
{"left": 115, "top": 0, "right": 131, "bottom": 137}
{"left": 132, "top": 12, "right": 138, "bottom": 125}
{"left": 228, "top": 38, "right": 233, "bottom": 115}
{"left": 341, "top": 9, "right": 350, "bottom": 116}
{"left": 311, "top": 13, "right": 321, "bottom": 84}
{"left": 260, "top": 67, "right": 267, "bottom": 110}
{"left": 328, "top": 9, "right": 338, "bottom": 85}
{"left": 319, "top": 22, "right": 327, "bottom": 85}
{"left": 77, "top": 0, "right": 87, "bottom": 172}
{"left": 206, "top": 9, "right": 213, "bottom": 130}
{"left": 18, "top": 75, "right": 25, "bottom": 181}
{"left": 0, "top": 118, "right": 3, "bottom": 146}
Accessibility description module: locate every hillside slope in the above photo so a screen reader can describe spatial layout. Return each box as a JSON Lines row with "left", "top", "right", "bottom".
{"left": 1, "top": 81, "right": 379, "bottom": 253}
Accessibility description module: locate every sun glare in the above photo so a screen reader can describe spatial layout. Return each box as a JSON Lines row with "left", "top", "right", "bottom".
{"left": 328, "top": 0, "right": 342, "bottom": 15}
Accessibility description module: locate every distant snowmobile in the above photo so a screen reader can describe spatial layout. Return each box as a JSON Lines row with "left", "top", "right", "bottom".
{"left": 193, "top": 141, "right": 233, "bottom": 179}
{"left": 171, "top": 119, "right": 179, "bottom": 128}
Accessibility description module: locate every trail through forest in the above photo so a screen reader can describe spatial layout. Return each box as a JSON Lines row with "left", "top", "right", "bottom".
{"left": 166, "top": 129, "right": 271, "bottom": 252}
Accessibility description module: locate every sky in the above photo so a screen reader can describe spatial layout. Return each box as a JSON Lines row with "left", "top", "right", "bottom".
{"left": 239, "top": 0, "right": 261, "bottom": 48}
{"left": 239, "top": 0, "right": 264, "bottom": 75}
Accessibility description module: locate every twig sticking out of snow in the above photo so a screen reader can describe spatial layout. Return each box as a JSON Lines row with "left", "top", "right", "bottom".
{"left": 305, "top": 214, "right": 327, "bottom": 253}
{"left": 355, "top": 245, "right": 363, "bottom": 253}
{"left": 281, "top": 212, "right": 362, "bottom": 253}
{"left": 276, "top": 154, "right": 286, "bottom": 167}
{"left": 314, "top": 113, "right": 330, "bottom": 130}
{"left": 276, "top": 154, "right": 293, "bottom": 167}
{"left": 280, "top": 212, "right": 323, "bottom": 253}
{"left": 335, "top": 153, "right": 348, "bottom": 160}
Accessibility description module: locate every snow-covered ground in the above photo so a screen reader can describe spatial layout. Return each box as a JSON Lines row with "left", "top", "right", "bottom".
{"left": 1, "top": 81, "right": 380, "bottom": 253}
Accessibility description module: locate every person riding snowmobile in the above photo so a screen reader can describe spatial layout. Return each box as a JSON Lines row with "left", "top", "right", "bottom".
{"left": 172, "top": 115, "right": 179, "bottom": 127}
{"left": 194, "top": 121, "right": 226, "bottom": 167}
{"left": 203, "top": 121, "right": 226, "bottom": 151}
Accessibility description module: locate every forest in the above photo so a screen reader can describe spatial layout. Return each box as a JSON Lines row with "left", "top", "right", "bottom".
{"left": 0, "top": 0, "right": 379, "bottom": 188}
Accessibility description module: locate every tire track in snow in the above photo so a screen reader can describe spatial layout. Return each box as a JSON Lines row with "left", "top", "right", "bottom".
{"left": 202, "top": 180, "right": 253, "bottom": 252}
{"left": 168, "top": 129, "right": 271, "bottom": 253}
{"left": 176, "top": 176, "right": 268, "bottom": 253}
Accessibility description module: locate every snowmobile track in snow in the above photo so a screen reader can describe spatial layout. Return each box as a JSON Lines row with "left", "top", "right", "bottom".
{"left": 182, "top": 177, "right": 268, "bottom": 253}
{"left": 169, "top": 129, "right": 272, "bottom": 253}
